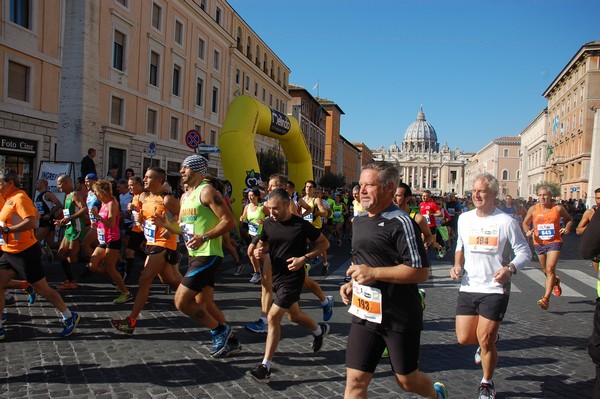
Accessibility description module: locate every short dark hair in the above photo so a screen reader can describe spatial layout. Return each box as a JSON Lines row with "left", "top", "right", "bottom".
{"left": 88, "top": 148, "right": 95, "bottom": 155}
{"left": 1, "top": 169, "right": 21, "bottom": 187}
{"left": 146, "top": 167, "right": 166, "bottom": 183}
{"left": 268, "top": 188, "right": 289, "bottom": 202}
{"left": 398, "top": 182, "right": 412, "bottom": 197}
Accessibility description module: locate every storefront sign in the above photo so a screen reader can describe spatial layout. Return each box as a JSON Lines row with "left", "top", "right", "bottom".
{"left": 0, "top": 135, "right": 37, "bottom": 154}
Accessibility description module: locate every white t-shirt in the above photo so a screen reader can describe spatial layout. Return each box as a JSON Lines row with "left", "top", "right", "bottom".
{"left": 456, "top": 208, "right": 531, "bottom": 294}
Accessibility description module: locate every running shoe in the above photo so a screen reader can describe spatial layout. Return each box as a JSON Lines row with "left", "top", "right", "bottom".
{"left": 0, "top": 326, "right": 5, "bottom": 341}
{"left": 2, "top": 310, "right": 6, "bottom": 322}
{"left": 436, "top": 246, "right": 446, "bottom": 259}
{"left": 57, "top": 280, "right": 78, "bottom": 290}
{"left": 537, "top": 296, "right": 549, "bottom": 310}
{"left": 249, "top": 364, "right": 270, "bottom": 383}
{"left": 212, "top": 337, "right": 242, "bottom": 358}
{"left": 245, "top": 319, "right": 268, "bottom": 333}
{"left": 418, "top": 288, "right": 426, "bottom": 311}
{"left": 4, "top": 295, "right": 16, "bottom": 306}
{"left": 24, "top": 285, "right": 37, "bottom": 305}
{"left": 210, "top": 324, "right": 233, "bottom": 357}
{"left": 249, "top": 272, "right": 262, "bottom": 284}
{"left": 114, "top": 292, "right": 133, "bottom": 304}
{"left": 434, "top": 382, "right": 448, "bottom": 399}
{"left": 322, "top": 295, "right": 334, "bottom": 321}
{"left": 553, "top": 276, "right": 562, "bottom": 296}
{"left": 478, "top": 381, "right": 496, "bottom": 399}
{"left": 312, "top": 323, "right": 330, "bottom": 352}
{"left": 322, "top": 261, "right": 330, "bottom": 276}
{"left": 304, "top": 263, "right": 311, "bottom": 274}
{"left": 60, "top": 311, "right": 80, "bottom": 337}
{"left": 110, "top": 317, "right": 135, "bottom": 335}
{"left": 233, "top": 263, "right": 244, "bottom": 276}
{"left": 381, "top": 347, "right": 389, "bottom": 358}
{"left": 312, "top": 256, "right": 320, "bottom": 265}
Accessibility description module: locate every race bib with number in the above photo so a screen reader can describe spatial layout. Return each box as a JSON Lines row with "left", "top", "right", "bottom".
{"left": 143, "top": 221, "right": 156, "bottom": 243}
{"left": 467, "top": 225, "right": 500, "bottom": 253}
{"left": 62, "top": 209, "right": 72, "bottom": 225}
{"left": 180, "top": 223, "right": 194, "bottom": 242}
{"left": 348, "top": 281, "right": 383, "bottom": 324}
{"left": 97, "top": 226, "right": 106, "bottom": 245}
{"left": 303, "top": 213, "right": 313, "bottom": 223}
{"left": 35, "top": 201, "right": 45, "bottom": 215}
{"left": 248, "top": 222, "right": 259, "bottom": 236}
{"left": 537, "top": 223, "right": 555, "bottom": 241}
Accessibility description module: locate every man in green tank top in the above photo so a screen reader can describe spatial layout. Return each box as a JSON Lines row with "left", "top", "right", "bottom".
{"left": 157, "top": 155, "right": 239, "bottom": 359}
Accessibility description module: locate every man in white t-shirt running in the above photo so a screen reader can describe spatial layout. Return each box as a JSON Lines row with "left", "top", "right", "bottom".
{"left": 450, "top": 172, "right": 531, "bottom": 399}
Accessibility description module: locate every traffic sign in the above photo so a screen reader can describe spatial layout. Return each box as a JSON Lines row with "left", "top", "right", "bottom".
{"left": 185, "top": 130, "right": 202, "bottom": 149}
{"left": 147, "top": 141, "right": 157, "bottom": 157}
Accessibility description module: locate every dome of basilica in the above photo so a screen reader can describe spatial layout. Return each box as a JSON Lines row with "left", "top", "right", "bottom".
{"left": 402, "top": 107, "right": 439, "bottom": 152}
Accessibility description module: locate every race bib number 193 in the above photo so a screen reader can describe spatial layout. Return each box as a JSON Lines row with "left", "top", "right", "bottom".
{"left": 348, "top": 281, "right": 383, "bottom": 324}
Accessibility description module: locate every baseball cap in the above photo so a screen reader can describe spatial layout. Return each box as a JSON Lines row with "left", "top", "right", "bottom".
{"left": 85, "top": 173, "right": 99, "bottom": 181}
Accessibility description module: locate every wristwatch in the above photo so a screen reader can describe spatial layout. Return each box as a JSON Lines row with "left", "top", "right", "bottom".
{"left": 2, "top": 226, "right": 9, "bottom": 235}
{"left": 201, "top": 234, "right": 210, "bottom": 242}
{"left": 507, "top": 263, "right": 517, "bottom": 275}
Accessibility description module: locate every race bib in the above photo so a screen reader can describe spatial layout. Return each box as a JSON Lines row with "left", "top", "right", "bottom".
{"left": 180, "top": 223, "right": 194, "bottom": 242}
{"left": 467, "top": 225, "right": 500, "bottom": 253}
{"left": 97, "top": 226, "right": 106, "bottom": 245}
{"left": 303, "top": 213, "right": 313, "bottom": 223}
{"left": 448, "top": 207, "right": 455, "bottom": 216}
{"left": 143, "top": 220, "right": 156, "bottom": 243}
{"left": 333, "top": 211, "right": 342, "bottom": 219}
{"left": 348, "top": 281, "right": 382, "bottom": 324}
{"left": 35, "top": 201, "right": 45, "bottom": 215}
{"left": 0, "top": 221, "right": 5, "bottom": 245}
{"left": 537, "top": 223, "right": 555, "bottom": 241}
{"left": 62, "top": 209, "right": 72, "bottom": 225}
{"left": 424, "top": 214, "right": 431, "bottom": 224}
{"left": 435, "top": 216, "right": 443, "bottom": 226}
{"left": 248, "top": 222, "right": 259, "bottom": 236}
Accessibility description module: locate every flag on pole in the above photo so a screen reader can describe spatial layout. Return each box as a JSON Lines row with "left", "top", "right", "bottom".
{"left": 312, "top": 81, "right": 319, "bottom": 90}
{"left": 546, "top": 145, "right": 554, "bottom": 161}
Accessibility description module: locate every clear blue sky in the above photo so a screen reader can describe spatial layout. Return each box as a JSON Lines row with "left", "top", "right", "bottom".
{"left": 228, "top": 0, "right": 600, "bottom": 154}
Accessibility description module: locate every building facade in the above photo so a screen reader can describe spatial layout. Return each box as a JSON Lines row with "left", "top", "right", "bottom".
{"left": 338, "top": 136, "right": 361, "bottom": 185}
{"left": 519, "top": 109, "right": 548, "bottom": 200}
{"left": 318, "top": 97, "right": 344, "bottom": 176}
{"left": 373, "top": 108, "right": 472, "bottom": 196}
{"left": 1, "top": 0, "right": 290, "bottom": 194}
{"left": 542, "top": 40, "right": 600, "bottom": 200}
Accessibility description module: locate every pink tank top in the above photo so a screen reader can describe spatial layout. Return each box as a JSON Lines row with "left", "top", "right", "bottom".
{"left": 98, "top": 199, "right": 120, "bottom": 244}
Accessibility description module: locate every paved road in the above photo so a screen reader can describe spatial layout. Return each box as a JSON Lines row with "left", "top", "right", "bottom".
{"left": 1, "top": 233, "right": 596, "bottom": 398}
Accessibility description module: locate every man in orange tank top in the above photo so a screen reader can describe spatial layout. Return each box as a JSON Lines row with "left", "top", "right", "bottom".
{"left": 523, "top": 186, "right": 573, "bottom": 310}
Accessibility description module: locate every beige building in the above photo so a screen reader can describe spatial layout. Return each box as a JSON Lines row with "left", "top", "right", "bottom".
{"left": 465, "top": 136, "right": 521, "bottom": 198}
{"left": 288, "top": 85, "right": 328, "bottom": 181}
{"left": 519, "top": 109, "right": 548, "bottom": 200}
{"left": 352, "top": 142, "right": 373, "bottom": 168}
{"left": 338, "top": 136, "right": 361, "bottom": 185}
{"left": 542, "top": 40, "right": 600, "bottom": 200}
{"left": 1, "top": 0, "right": 290, "bottom": 193}
{"left": 318, "top": 97, "right": 344, "bottom": 176}
{"left": 373, "top": 108, "right": 472, "bottom": 196}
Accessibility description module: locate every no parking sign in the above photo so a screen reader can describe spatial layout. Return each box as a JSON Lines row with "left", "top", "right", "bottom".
{"left": 185, "top": 130, "right": 202, "bottom": 149}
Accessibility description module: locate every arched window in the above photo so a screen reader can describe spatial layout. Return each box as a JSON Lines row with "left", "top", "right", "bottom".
{"left": 502, "top": 169, "right": 509, "bottom": 180}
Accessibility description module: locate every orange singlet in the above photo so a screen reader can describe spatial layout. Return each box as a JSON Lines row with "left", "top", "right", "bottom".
{"left": 532, "top": 203, "right": 562, "bottom": 245}
{"left": 141, "top": 193, "right": 177, "bottom": 250}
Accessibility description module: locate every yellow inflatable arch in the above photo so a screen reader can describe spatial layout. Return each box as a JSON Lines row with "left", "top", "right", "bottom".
{"left": 219, "top": 95, "right": 313, "bottom": 220}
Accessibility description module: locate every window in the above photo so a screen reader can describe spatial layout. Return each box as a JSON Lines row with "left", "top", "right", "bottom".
{"left": 245, "top": 76, "right": 250, "bottom": 92}
{"left": 262, "top": 88, "right": 266, "bottom": 101}
{"left": 503, "top": 149, "right": 509, "bottom": 157}
{"left": 170, "top": 116, "right": 179, "bottom": 140}
{"left": 111, "top": 96, "right": 123, "bottom": 126}
{"left": 174, "top": 20, "right": 183, "bottom": 45}
{"left": 210, "top": 130, "right": 217, "bottom": 145}
{"left": 211, "top": 87, "right": 219, "bottom": 113}
{"left": 113, "top": 30, "right": 126, "bottom": 71}
{"left": 198, "top": 37, "right": 205, "bottom": 60}
{"left": 10, "top": 0, "right": 30, "bottom": 29}
{"left": 149, "top": 51, "right": 159, "bottom": 86}
{"left": 147, "top": 109, "right": 157, "bottom": 134}
{"left": 502, "top": 170, "right": 509, "bottom": 180}
{"left": 116, "top": 0, "right": 128, "bottom": 6}
{"left": 254, "top": 82, "right": 258, "bottom": 97}
{"left": 215, "top": 7, "right": 222, "bottom": 25}
{"left": 199, "top": 0, "right": 206, "bottom": 11}
{"left": 196, "top": 77, "right": 204, "bottom": 107}
{"left": 194, "top": 124, "right": 202, "bottom": 139}
{"left": 235, "top": 68, "right": 240, "bottom": 85}
{"left": 151, "top": 3, "right": 162, "bottom": 30}
{"left": 172, "top": 65, "right": 181, "bottom": 96}
{"left": 7, "top": 61, "right": 29, "bottom": 102}
{"left": 213, "top": 50, "right": 220, "bottom": 70}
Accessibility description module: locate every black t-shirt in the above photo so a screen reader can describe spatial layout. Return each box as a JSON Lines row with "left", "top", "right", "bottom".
{"left": 260, "top": 214, "right": 321, "bottom": 285}
{"left": 351, "top": 204, "right": 429, "bottom": 333}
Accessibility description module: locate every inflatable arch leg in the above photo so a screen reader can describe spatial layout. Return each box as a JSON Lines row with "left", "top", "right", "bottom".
{"left": 219, "top": 95, "right": 313, "bottom": 221}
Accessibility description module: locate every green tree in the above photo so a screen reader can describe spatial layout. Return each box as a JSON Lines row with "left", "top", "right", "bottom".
{"left": 257, "top": 148, "right": 285, "bottom": 180}
{"left": 318, "top": 173, "right": 346, "bottom": 191}
{"left": 534, "top": 181, "right": 561, "bottom": 198}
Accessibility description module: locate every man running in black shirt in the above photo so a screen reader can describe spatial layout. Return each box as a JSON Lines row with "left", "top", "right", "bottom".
{"left": 249, "top": 188, "right": 330, "bottom": 383}
{"left": 340, "top": 161, "right": 447, "bottom": 399}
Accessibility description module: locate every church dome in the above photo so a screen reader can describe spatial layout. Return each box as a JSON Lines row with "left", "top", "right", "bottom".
{"left": 402, "top": 107, "right": 439, "bottom": 152}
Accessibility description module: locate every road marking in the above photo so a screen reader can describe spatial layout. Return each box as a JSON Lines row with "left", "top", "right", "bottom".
{"left": 521, "top": 268, "right": 584, "bottom": 297}
{"left": 561, "top": 269, "right": 598, "bottom": 290}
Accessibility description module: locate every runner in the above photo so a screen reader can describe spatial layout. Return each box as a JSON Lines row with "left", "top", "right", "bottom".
{"left": 419, "top": 190, "right": 445, "bottom": 259}
{"left": 34, "top": 178, "right": 63, "bottom": 253}
{"left": 301, "top": 181, "right": 329, "bottom": 272}
{"left": 55, "top": 174, "right": 89, "bottom": 289}
{"left": 110, "top": 167, "right": 182, "bottom": 335}
{"left": 151, "top": 156, "right": 240, "bottom": 358}
{"left": 522, "top": 186, "right": 573, "bottom": 310}
{"left": 340, "top": 162, "right": 447, "bottom": 399}
{"left": 248, "top": 188, "right": 330, "bottom": 383}
{"left": 239, "top": 188, "right": 265, "bottom": 283}
{"left": 0, "top": 170, "right": 80, "bottom": 340}
{"left": 87, "top": 180, "right": 132, "bottom": 304}
{"left": 331, "top": 193, "right": 348, "bottom": 247}
{"left": 576, "top": 187, "right": 600, "bottom": 296}
{"left": 122, "top": 176, "right": 146, "bottom": 284}
{"left": 79, "top": 173, "right": 102, "bottom": 279}
{"left": 450, "top": 172, "right": 531, "bottom": 399}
